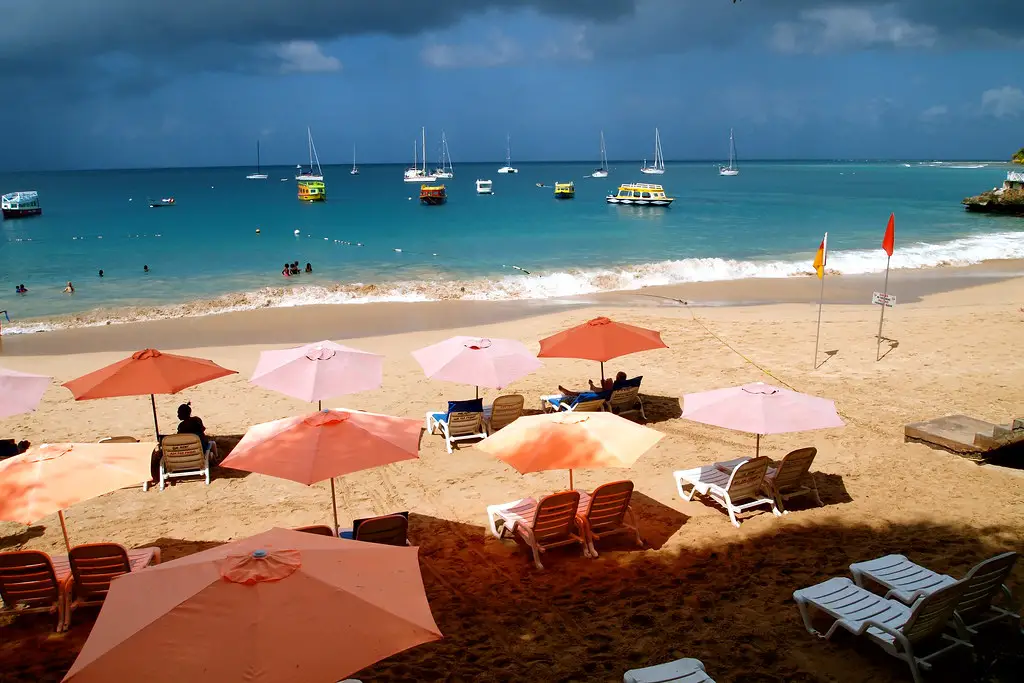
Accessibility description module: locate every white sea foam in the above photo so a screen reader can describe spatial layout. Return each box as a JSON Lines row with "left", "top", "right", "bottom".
{"left": 5, "top": 231, "right": 1024, "bottom": 334}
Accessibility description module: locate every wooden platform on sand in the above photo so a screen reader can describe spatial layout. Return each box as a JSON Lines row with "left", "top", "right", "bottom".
{"left": 905, "top": 414, "right": 1024, "bottom": 456}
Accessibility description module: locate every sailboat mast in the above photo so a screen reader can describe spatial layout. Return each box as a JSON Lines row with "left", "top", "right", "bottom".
{"left": 421, "top": 127, "right": 427, "bottom": 173}
{"left": 256, "top": 140, "right": 261, "bottom": 174}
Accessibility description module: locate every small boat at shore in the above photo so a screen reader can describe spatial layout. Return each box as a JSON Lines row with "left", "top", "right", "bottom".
{"left": 420, "top": 184, "right": 447, "bottom": 205}
{"left": 149, "top": 197, "right": 176, "bottom": 208}
{"left": 554, "top": 182, "right": 575, "bottom": 199}
{"left": 2, "top": 191, "right": 42, "bottom": 219}
{"left": 606, "top": 182, "right": 673, "bottom": 206}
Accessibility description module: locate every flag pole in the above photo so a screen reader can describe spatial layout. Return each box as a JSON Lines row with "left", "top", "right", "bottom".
{"left": 876, "top": 254, "right": 892, "bottom": 361}
{"left": 813, "top": 273, "right": 825, "bottom": 368}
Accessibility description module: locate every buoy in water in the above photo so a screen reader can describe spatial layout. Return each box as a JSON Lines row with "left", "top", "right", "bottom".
{"left": 293, "top": 229, "right": 300, "bottom": 236}
{"left": 255, "top": 228, "right": 261, "bottom": 234}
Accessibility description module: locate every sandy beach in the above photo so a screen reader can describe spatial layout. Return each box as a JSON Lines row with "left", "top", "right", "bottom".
{"left": 1, "top": 269, "right": 1022, "bottom": 682}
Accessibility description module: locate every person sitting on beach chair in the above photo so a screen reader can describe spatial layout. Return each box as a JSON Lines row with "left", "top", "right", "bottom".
{"left": 558, "top": 371, "right": 627, "bottom": 399}
{"left": 176, "top": 403, "right": 218, "bottom": 462}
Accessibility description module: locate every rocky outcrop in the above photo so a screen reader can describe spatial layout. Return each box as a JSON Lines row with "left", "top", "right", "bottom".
{"left": 962, "top": 187, "right": 1024, "bottom": 215}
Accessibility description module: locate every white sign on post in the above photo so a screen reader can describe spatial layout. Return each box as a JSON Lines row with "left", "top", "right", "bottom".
{"left": 872, "top": 292, "right": 895, "bottom": 307}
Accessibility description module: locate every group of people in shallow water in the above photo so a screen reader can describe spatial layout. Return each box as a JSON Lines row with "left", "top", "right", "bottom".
{"left": 282, "top": 261, "right": 313, "bottom": 277}
{"left": 18, "top": 265, "right": 151, "bottom": 296}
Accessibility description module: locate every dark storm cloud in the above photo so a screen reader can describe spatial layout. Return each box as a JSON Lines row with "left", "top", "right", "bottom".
{"left": 0, "top": 0, "right": 634, "bottom": 66}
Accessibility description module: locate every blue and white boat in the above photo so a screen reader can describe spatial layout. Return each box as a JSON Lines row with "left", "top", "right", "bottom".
{"left": 1, "top": 191, "right": 42, "bottom": 219}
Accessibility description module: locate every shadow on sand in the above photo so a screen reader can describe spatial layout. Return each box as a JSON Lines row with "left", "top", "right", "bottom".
{"left": 2, "top": 517, "right": 1020, "bottom": 682}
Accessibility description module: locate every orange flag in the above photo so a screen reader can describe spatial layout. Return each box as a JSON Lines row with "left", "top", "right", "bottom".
{"left": 882, "top": 213, "right": 895, "bottom": 257}
{"left": 813, "top": 232, "right": 828, "bottom": 279}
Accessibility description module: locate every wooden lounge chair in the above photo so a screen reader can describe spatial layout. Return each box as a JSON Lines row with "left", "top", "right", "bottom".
{"left": 607, "top": 377, "right": 646, "bottom": 421}
{"left": 484, "top": 394, "right": 524, "bottom": 433}
{"left": 64, "top": 543, "right": 161, "bottom": 628}
{"left": 850, "top": 551, "right": 1020, "bottom": 635}
{"left": 293, "top": 524, "right": 336, "bottom": 537}
{"left": 623, "top": 658, "right": 716, "bottom": 683}
{"left": 353, "top": 513, "right": 410, "bottom": 546}
{"left": 0, "top": 550, "right": 67, "bottom": 632}
{"left": 98, "top": 435, "right": 140, "bottom": 444}
{"left": 576, "top": 480, "right": 642, "bottom": 557}
{"left": 487, "top": 491, "right": 587, "bottom": 570}
{"left": 154, "top": 433, "right": 211, "bottom": 490}
{"left": 425, "top": 398, "right": 487, "bottom": 453}
{"left": 541, "top": 391, "right": 609, "bottom": 414}
{"left": 764, "top": 447, "right": 820, "bottom": 511}
{"left": 793, "top": 577, "right": 970, "bottom": 683}
{"left": 674, "top": 456, "right": 780, "bottom": 527}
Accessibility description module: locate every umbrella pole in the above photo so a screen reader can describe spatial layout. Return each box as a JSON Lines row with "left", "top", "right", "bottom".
{"left": 475, "top": 386, "right": 479, "bottom": 400}
{"left": 329, "top": 477, "right": 339, "bottom": 536}
{"left": 756, "top": 434, "right": 761, "bottom": 457}
{"left": 600, "top": 362, "right": 605, "bottom": 381}
{"left": 150, "top": 394, "right": 161, "bottom": 440}
{"left": 58, "top": 510, "right": 71, "bottom": 552}
{"left": 569, "top": 469, "right": 574, "bottom": 491}
{"left": 318, "top": 400, "right": 322, "bottom": 411}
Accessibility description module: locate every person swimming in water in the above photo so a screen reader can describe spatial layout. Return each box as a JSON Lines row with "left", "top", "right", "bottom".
{"left": 305, "top": 262, "right": 313, "bottom": 273}
{"left": 98, "top": 269, "right": 104, "bottom": 277}
{"left": 64, "top": 281, "right": 75, "bottom": 294}
{"left": 144, "top": 265, "right": 149, "bottom": 273}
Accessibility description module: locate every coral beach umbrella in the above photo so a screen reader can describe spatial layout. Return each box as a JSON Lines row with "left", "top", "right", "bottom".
{"left": 537, "top": 316, "right": 667, "bottom": 378}
{"left": 681, "top": 382, "right": 845, "bottom": 455}
{"left": 62, "top": 527, "right": 442, "bottom": 683}
{"left": 412, "top": 336, "right": 542, "bottom": 398}
{"left": 220, "top": 409, "right": 422, "bottom": 533}
{"left": 0, "top": 367, "right": 51, "bottom": 418}
{"left": 477, "top": 411, "right": 664, "bottom": 489}
{"left": 250, "top": 340, "right": 383, "bottom": 409}
{"left": 0, "top": 441, "right": 156, "bottom": 550}
{"left": 62, "top": 349, "right": 237, "bottom": 438}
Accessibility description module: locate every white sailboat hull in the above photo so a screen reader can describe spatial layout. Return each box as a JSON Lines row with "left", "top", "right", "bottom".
{"left": 246, "top": 174, "right": 268, "bottom": 180}
{"left": 434, "top": 171, "right": 453, "bottom": 179}
{"left": 404, "top": 174, "right": 437, "bottom": 183}
{"left": 640, "top": 168, "right": 665, "bottom": 175}
{"left": 719, "top": 168, "right": 739, "bottom": 176}
{"left": 497, "top": 167, "right": 518, "bottom": 174}
{"left": 591, "top": 170, "right": 608, "bottom": 178}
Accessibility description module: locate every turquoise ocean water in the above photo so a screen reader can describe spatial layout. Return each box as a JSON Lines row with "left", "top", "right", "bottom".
{"left": 1, "top": 161, "right": 1022, "bottom": 333}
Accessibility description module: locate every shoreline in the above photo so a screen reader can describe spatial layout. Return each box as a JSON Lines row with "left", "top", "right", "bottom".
{"left": 2, "top": 258, "right": 1022, "bottom": 356}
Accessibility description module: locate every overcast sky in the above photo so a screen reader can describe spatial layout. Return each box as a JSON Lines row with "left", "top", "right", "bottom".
{"left": 1, "top": 0, "right": 1021, "bottom": 170}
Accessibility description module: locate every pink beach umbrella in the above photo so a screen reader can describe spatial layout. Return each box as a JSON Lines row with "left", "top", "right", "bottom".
{"left": 412, "top": 336, "right": 542, "bottom": 398}
{"left": 0, "top": 367, "right": 51, "bottom": 418}
{"left": 250, "top": 341, "right": 383, "bottom": 410}
{"left": 682, "top": 382, "right": 844, "bottom": 455}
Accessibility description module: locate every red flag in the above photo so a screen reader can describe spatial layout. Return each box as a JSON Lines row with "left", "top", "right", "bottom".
{"left": 882, "top": 213, "right": 895, "bottom": 257}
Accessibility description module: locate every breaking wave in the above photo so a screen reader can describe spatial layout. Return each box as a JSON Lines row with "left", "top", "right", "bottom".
{"left": 6, "top": 231, "right": 1024, "bottom": 335}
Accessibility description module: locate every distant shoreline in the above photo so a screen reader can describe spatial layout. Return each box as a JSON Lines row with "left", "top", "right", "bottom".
{"left": 2, "top": 258, "right": 1021, "bottom": 356}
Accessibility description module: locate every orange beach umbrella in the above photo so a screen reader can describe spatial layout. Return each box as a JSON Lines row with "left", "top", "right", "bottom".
{"left": 537, "top": 316, "right": 667, "bottom": 378}
{"left": 63, "top": 349, "right": 237, "bottom": 438}
{"left": 220, "top": 409, "right": 422, "bottom": 533}
{"left": 0, "top": 442, "right": 156, "bottom": 550}
{"left": 477, "top": 411, "right": 664, "bottom": 489}
{"left": 62, "top": 527, "right": 442, "bottom": 683}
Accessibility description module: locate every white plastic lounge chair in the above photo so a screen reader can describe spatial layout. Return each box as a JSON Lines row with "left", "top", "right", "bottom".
{"left": 851, "top": 551, "right": 1020, "bottom": 634}
{"left": 487, "top": 491, "right": 587, "bottom": 570}
{"left": 484, "top": 394, "right": 524, "bottom": 433}
{"left": 154, "top": 433, "right": 211, "bottom": 491}
{"left": 714, "top": 447, "right": 820, "bottom": 512}
{"left": 607, "top": 381, "right": 646, "bottom": 421}
{"left": 623, "top": 658, "right": 716, "bottom": 683}
{"left": 674, "top": 456, "right": 780, "bottom": 527}
{"left": 540, "top": 392, "right": 608, "bottom": 413}
{"left": 98, "top": 435, "right": 140, "bottom": 444}
{"left": 576, "top": 480, "right": 642, "bottom": 557}
{"left": 793, "top": 577, "right": 970, "bottom": 683}
{"left": 425, "top": 399, "right": 487, "bottom": 453}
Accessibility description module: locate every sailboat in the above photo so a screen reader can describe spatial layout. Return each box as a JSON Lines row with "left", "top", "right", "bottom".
{"left": 433, "top": 131, "right": 454, "bottom": 179}
{"left": 403, "top": 127, "right": 436, "bottom": 182}
{"left": 350, "top": 144, "right": 359, "bottom": 175}
{"left": 640, "top": 128, "right": 666, "bottom": 175}
{"left": 719, "top": 129, "right": 739, "bottom": 176}
{"left": 295, "top": 128, "right": 324, "bottom": 181}
{"left": 246, "top": 140, "right": 268, "bottom": 179}
{"left": 497, "top": 134, "right": 518, "bottom": 174}
{"left": 591, "top": 131, "right": 610, "bottom": 178}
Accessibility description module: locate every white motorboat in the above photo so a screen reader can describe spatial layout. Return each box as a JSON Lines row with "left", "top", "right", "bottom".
{"left": 476, "top": 179, "right": 493, "bottom": 194}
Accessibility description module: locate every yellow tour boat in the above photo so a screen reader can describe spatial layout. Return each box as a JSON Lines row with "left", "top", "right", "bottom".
{"left": 605, "top": 182, "right": 674, "bottom": 206}
{"left": 554, "top": 181, "right": 575, "bottom": 199}
{"left": 297, "top": 179, "right": 326, "bottom": 202}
